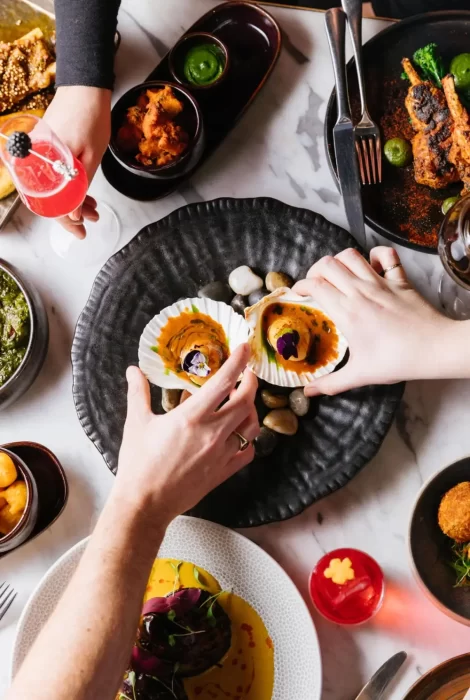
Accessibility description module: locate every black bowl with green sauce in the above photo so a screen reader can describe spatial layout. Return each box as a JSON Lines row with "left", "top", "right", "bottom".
{"left": 169, "top": 32, "right": 229, "bottom": 90}
{"left": 0, "top": 260, "right": 48, "bottom": 411}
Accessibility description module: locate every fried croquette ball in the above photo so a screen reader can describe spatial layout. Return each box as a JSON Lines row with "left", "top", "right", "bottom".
{"left": 3, "top": 481, "right": 27, "bottom": 515}
{"left": 0, "top": 505, "right": 22, "bottom": 535}
{"left": 0, "top": 452, "right": 17, "bottom": 488}
{"left": 438, "top": 482, "right": 470, "bottom": 543}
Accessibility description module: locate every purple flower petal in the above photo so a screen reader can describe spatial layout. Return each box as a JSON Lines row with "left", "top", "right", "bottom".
{"left": 182, "top": 350, "right": 211, "bottom": 377}
{"left": 276, "top": 331, "right": 300, "bottom": 361}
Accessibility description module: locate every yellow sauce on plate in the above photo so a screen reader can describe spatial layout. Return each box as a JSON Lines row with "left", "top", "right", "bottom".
{"left": 145, "top": 559, "right": 274, "bottom": 700}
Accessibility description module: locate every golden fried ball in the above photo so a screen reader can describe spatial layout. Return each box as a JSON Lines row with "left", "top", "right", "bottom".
{"left": 438, "top": 482, "right": 470, "bottom": 543}
{"left": 0, "top": 452, "right": 17, "bottom": 488}
{"left": 0, "top": 494, "right": 6, "bottom": 510}
{"left": 3, "top": 480, "right": 27, "bottom": 515}
{"left": 0, "top": 505, "right": 22, "bottom": 535}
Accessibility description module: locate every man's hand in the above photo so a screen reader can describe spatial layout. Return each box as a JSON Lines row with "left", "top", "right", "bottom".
{"left": 116, "top": 343, "right": 259, "bottom": 524}
{"left": 293, "top": 246, "right": 454, "bottom": 396}
{"left": 44, "top": 86, "right": 112, "bottom": 239}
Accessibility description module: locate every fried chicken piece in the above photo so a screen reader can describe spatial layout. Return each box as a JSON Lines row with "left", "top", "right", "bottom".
{"left": 442, "top": 74, "right": 470, "bottom": 193}
{"left": 0, "top": 29, "right": 56, "bottom": 113}
{"left": 146, "top": 86, "right": 183, "bottom": 119}
{"left": 138, "top": 122, "right": 189, "bottom": 166}
{"left": 402, "top": 57, "right": 459, "bottom": 189}
{"left": 127, "top": 106, "right": 144, "bottom": 130}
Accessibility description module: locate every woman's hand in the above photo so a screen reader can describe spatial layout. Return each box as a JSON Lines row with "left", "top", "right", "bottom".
{"left": 116, "top": 344, "right": 259, "bottom": 524}
{"left": 293, "top": 246, "right": 455, "bottom": 396}
{"left": 44, "top": 86, "right": 112, "bottom": 239}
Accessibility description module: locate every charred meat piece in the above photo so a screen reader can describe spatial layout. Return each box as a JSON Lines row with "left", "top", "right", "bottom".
{"left": 137, "top": 588, "right": 232, "bottom": 678}
{"left": 119, "top": 672, "right": 188, "bottom": 700}
{"left": 0, "top": 29, "right": 55, "bottom": 113}
{"left": 402, "top": 57, "right": 459, "bottom": 189}
{"left": 442, "top": 74, "right": 470, "bottom": 193}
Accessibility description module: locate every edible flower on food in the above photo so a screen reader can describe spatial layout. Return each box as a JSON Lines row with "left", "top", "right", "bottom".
{"left": 324, "top": 557, "right": 355, "bottom": 585}
{"left": 182, "top": 350, "right": 211, "bottom": 378}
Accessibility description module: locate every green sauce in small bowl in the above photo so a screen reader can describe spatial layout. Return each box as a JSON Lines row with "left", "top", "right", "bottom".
{"left": 183, "top": 43, "right": 226, "bottom": 87}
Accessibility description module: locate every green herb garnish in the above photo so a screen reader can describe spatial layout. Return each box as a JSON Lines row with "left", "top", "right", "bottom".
{"left": 193, "top": 565, "right": 205, "bottom": 585}
{"left": 150, "top": 345, "right": 159, "bottom": 354}
{"left": 149, "top": 675, "right": 178, "bottom": 699}
{"left": 200, "top": 589, "right": 229, "bottom": 626}
{"left": 167, "top": 609, "right": 176, "bottom": 622}
{"left": 170, "top": 561, "right": 183, "bottom": 593}
{"left": 168, "top": 629, "right": 206, "bottom": 646}
{"left": 191, "top": 303, "right": 199, "bottom": 313}
{"left": 450, "top": 542, "right": 470, "bottom": 587}
{"left": 300, "top": 305, "right": 313, "bottom": 316}
{"left": 127, "top": 671, "right": 137, "bottom": 700}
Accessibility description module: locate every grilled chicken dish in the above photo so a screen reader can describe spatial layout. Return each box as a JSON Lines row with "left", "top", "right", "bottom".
{"left": 0, "top": 28, "right": 56, "bottom": 114}
{"left": 442, "top": 74, "right": 470, "bottom": 193}
{"left": 402, "top": 57, "right": 459, "bottom": 189}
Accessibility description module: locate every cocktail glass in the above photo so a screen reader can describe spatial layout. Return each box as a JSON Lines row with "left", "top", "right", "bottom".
{"left": 0, "top": 114, "right": 119, "bottom": 267}
{"left": 438, "top": 194, "right": 470, "bottom": 320}
{"left": 309, "top": 548, "right": 385, "bottom": 625}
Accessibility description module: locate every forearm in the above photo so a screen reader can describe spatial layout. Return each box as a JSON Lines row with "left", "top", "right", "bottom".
{"left": 55, "top": 0, "right": 121, "bottom": 89}
{"left": 8, "top": 487, "right": 167, "bottom": 700}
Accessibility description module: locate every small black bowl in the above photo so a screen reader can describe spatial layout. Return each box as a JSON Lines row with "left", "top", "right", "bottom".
{"left": 0, "top": 260, "right": 49, "bottom": 412}
{"left": 169, "top": 32, "right": 229, "bottom": 91}
{"left": 0, "top": 448, "right": 39, "bottom": 554}
{"left": 409, "top": 458, "right": 470, "bottom": 626}
{"left": 109, "top": 81, "right": 205, "bottom": 181}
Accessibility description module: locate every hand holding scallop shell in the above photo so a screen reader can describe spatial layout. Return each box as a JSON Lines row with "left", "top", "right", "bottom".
{"left": 139, "top": 298, "right": 249, "bottom": 392}
{"left": 245, "top": 288, "right": 348, "bottom": 387}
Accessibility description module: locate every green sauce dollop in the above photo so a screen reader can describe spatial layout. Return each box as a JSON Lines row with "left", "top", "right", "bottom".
{"left": 0, "top": 270, "right": 30, "bottom": 387}
{"left": 183, "top": 43, "right": 225, "bottom": 87}
{"left": 451, "top": 53, "right": 470, "bottom": 91}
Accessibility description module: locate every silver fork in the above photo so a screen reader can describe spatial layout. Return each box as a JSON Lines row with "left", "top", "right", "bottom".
{"left": 0, "top": 582, "right": 17, "bottom": 622}
{"left": 341, "top": 0, "right": 382, "bottom": 185}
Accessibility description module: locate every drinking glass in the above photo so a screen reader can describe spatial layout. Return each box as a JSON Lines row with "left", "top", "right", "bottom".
{"left": 0, "top": 114, "right": 119, "bottom": 267}
{"left": 438, "top": 194, "right": 470, "bottom": 320}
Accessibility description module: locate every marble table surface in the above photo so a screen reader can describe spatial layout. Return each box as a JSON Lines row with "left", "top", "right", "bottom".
{"left": 2, "top": 1, "right": 470, "bottom": 698}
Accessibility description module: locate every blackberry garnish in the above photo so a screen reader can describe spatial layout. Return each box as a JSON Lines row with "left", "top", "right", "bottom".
{"left": 6, "top": 131, "right": 32, "bottom": 158}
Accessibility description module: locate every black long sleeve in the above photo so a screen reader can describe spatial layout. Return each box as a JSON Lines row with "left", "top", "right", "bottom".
{"left": 55, "top": 0, "right": 121, "bottom": 90}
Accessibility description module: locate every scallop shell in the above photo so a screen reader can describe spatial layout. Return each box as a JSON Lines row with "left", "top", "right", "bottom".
{"left": 139, "top": 297, "right": 249, "bottom": 393}
{"left": 245, "top": 287, "right": 348, "bottom": 387}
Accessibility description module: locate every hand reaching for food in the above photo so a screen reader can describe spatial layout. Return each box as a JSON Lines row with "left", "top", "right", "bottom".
{"left": 293, "top": 246, "right": 470, "bottom": 396}
{"left": 116, "top": 343, "right": 259, "bottom": 524}
{"left": 43, "top": 86, "right": 112, "bottom": 239}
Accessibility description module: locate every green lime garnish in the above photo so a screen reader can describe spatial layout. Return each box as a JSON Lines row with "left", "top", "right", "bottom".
{"left": 384, "top": 138, "right": 412, "bottom": 168}
{"left": 450, "top": 53, "right": 470, "bottom": 91}
{"left": 441, "top": 196, "right": 459, "bottom": 215}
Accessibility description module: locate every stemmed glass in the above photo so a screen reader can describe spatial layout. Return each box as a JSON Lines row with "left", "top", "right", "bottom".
{"left": 0, "top": 113, "right": 119, "bottom": 267}
{"left": 438, "top": 194, "right": 470, "bottom": 320}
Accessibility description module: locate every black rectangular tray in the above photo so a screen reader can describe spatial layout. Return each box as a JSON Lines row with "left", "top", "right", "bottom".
{"left": 102, "top": 1, "right": 282, "bottom": 201}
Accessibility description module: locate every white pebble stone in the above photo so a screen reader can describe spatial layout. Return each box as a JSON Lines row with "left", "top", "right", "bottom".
{"left": 228, "top": 266, "right": 263, "bottom": 296}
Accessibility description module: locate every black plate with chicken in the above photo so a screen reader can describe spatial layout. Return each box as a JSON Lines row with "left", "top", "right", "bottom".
{"left": 324, "top": 11, "right": 470, "bottom": 253}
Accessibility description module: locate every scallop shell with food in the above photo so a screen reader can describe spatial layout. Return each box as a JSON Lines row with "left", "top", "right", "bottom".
{"left": 245, "top": 287, "right": 348, "bottom": 387}
{"left": 139, "top": 297, "right": 249, "bottom": 393}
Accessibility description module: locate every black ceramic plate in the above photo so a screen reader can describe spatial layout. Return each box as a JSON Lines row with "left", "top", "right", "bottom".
{"left": 409, "top": 458, "right": 470, "bottom": 626}
{"left": 325, "top": 11, "right": 470, "bottom": 254}
{"left": 72, "top": 198, "right": 404, "bottom": 528}
{"left": 102, "top": 1, "right": 281, "bottom": 201}
{"left": 0, "top": 442, "right": 68, "bottom": 558}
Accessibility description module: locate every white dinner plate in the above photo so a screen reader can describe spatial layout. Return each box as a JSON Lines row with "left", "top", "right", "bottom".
{"left": 11, "top": 515, "right": 322, "bottom": 699}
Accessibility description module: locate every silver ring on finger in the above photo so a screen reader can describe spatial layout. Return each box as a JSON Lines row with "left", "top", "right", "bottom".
{"left": 234, "top": 431, "right": 250, "bottom": 452}
{"left": 382, "top": 263, "right": 402, "bottom": 276}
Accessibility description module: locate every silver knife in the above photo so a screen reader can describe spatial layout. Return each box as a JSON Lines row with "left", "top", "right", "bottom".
{"left": 355, "top": 651, "right": 407, "bottom": 700}
{"left": 324, "top": 8, "right": 366, "bottom": 248}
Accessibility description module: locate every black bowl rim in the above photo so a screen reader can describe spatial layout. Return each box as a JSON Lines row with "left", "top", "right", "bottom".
{"left": 109, "top": 80, "right": 203, "bottom": 175}
{"left": 0, "top": 259, "right": 35, "bottom": 394}
{"left": 324, "top": 9, "right": 470, "bottom": 255}
{"left": 168, "top": 31, "right": 230, "bottom": 91}
{"left": 0, "top": 447, "right": 34, "bottom": 543}
{"left": 408, "top": 457, "right": 470, "bottom": 627}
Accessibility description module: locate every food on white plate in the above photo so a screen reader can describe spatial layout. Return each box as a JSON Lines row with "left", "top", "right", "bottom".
{"left": 118, "top": 559, "right": 274, "bottom": 700}
{"left": 245, "top": 287, "right": 348, "bottom": 387}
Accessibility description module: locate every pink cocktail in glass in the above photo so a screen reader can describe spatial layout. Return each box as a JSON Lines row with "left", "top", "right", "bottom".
{"left": 0, "top": 114, "right": 88, "bottom": 218}
{"left": 309, "top": 548, "right": 385, "bottom": 625}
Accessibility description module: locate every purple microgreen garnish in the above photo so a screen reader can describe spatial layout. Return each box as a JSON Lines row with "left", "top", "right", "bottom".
{"left": 276, "top": 330, "right": 300, "bottom": 360}
{"left": 182, "top": 350, "right": 211, "bottom": 377}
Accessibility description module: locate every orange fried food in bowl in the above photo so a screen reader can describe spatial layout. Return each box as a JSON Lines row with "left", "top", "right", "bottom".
{"left": 116, "top": 86, "right": 189, "bottom": 168}
{"left": 438, "top": 481, "right": 470, "bottom": 543}
{"left": 0, "top": 453, "right": 27, "bottom": 536}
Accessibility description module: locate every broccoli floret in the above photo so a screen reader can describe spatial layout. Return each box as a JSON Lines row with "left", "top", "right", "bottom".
{"left": 413, "top": 43, "right": 446, "bottom": 87}
{"left": 401, "top": 70, "right": 409, "bottom": 81}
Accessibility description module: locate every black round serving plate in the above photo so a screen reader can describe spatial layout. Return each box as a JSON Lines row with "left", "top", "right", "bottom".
{"left": 72, "top": 198, "right": 404, "bottom": 528}
{"left": 325, "top": 11, "right": 470, "bottom": 254}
